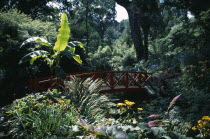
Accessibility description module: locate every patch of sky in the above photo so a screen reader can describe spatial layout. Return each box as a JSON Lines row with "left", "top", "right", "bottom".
{"left": 115, "top": 4, "right": 128, "bottom": 22}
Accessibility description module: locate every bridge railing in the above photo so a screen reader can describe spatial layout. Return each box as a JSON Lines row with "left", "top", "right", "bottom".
{"left": 29, "top": 71, "right": 152, "bottom": 93}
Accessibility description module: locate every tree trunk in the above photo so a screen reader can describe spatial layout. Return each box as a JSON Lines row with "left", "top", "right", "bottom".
{"left": 127, "top": 7, "right": 144, "bottom": 60}
{"left": 142, "top": 25, "right": 149, "bottom": 60}
{"left": 100, "top": 24, "right": 105, "bottom": 46}
{"left": 115, "top": 0, "right": 146, "bottom": 60}
{"left": 86, "top": 0, "right": 89, "bottom": 48}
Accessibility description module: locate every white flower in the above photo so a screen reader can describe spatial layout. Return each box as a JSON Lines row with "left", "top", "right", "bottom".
{"left": 72, "top": 125, "right": 79, "bottom": 132}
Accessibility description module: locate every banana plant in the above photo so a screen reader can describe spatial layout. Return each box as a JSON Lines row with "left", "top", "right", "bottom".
{"left": 19, "top": 13, "right": 84, "bottom": 79}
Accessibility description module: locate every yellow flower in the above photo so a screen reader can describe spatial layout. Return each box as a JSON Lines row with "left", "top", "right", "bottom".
{"left": 202, "top": 121, "right": 208, "bottom": 126}
{"left": 201, "top": 69, "right": 206, "bottom": 71}
{"left": 198, "top": 120, "right": 202, "bottom": 124}
{"left": 192, "top": 126, "right": 197, "bottom": 130}
{"left": 193, "top": 116, "right": 210, "bottom": 136}
{"left": 117, "top": 103, "right": 126, "bottom": 106}
{"left": 92, "top": 131, "right": 101, "bottom": 136}
{"left": 124, "top": 100, "right": 129, "bottom": 102}
{"left": 188, "top": 65, "right": 195, "bottom": 68}
{"left": 202, "top": 116, "right": 210, "bottom": 120}
{"left": 197, "top": 123, "right": 203, "bottom": 128}
{"left": 137, "top": 108, "right": 143, "bottom": 111}
{"left": 125, "top": 101, "right": 135, "bottom": 106}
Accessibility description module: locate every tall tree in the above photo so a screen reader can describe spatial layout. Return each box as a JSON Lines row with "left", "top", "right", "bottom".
{"left": 91, "top": 0, "right": 116, "bottom": 46}
{"left": 163, "top": 0, "right": 210, "bottom": 18}
{"left": 0, "top": 0, "right": 74, "bottom": 20}
{"left": 68, "top": 0, "right": 116, "bottom": 47}
{"left": 0, "top": 0, "right": 53, "bottom": 19}
{"left": 115, "top": 0, "right": 162, "bottom": 60}
{"left": 85, "top": 0, "right": 90, "bottom": 48}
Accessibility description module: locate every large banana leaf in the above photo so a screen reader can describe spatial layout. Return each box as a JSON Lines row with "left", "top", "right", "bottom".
{"left": 61, "top": 51, "right": 72, "bottom": 59}
{"left": 73, "top": 55, "right": 82, "bottom": 64}
{"left": 68, "top": 41, "right": 84, "bottom": 49}
{"left": 53, "top": 13, "right": 70, "bottom": 52}
{"left": 19, "top": 50, "right": 49, "bottom": 64}
{"left": 20, "top": 37, "right": 51, "bottom": 47}
{"left": 66, "top": 46, "right": 75, "bottom": 54}
{"left": 61, "top": 51, "right": 82, "bottom": 64}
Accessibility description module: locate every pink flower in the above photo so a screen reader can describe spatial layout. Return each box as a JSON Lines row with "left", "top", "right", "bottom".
{"left": 167, "top": 94, "right": 182, "bottom": 112}
{"left": 47, "top": 99, "right": 53, "bottom": 103}
{"left": 142, "top": 100, "right": 147, "bottom": 103}
{"left": 168, "top": 113, "right": 173, "bottom": 117}
{"left": 56, "top": 99, "right": 64, "bottom": 102}
{"left": 147, "top": 114, "right": 160, "bottom": 118}
{"left": 148, "top": 120, "right": 159, "bottom": 127}
{"left": 173, "top": 94, "right": 182, "bottom": 102}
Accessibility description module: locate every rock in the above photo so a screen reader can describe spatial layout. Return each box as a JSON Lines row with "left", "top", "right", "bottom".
{"left": 95, "top": 125, "right": 106, "bottom": 135}
{"left": 106, "top": 125, "right": 117, "bottom": 134}
{"left": 151, "top": 127, "right": 166, "bottom": 137}
{"left": 114, "top": 131, "right": 128, "bottom": 139}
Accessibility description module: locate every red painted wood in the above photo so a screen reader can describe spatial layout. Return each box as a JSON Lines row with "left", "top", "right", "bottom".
{"left": 29, "top": 71, "right": 152, "bottom": 93}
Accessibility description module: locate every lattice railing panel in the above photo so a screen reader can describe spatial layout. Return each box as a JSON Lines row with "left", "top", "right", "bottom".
{"left": 29, "top": 71, "right": 151, "bottom": 93}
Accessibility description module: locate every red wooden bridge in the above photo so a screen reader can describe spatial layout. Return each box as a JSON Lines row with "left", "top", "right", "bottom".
{"left": 29, "top": 71, "right": 152, "bottom": 94}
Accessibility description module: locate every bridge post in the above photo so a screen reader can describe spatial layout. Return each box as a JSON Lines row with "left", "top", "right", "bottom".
{"left": 110, "top": 72, "right": 114, "bottom": 89}
{"left": 28, "top": 77, "right": 40, "bottom": 93}
{"left": 125, "top": 72, "right": 129, "bottom": 89}
{"left": 28, "top": 77, "right": 35, "bottom": 93}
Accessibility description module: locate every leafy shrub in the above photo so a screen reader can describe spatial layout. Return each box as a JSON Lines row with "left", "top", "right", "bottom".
{"left": 0, "top": 9, "right": 56, "bottom": 102}
{"left": 87, "top": 46, "right": 112, "bottom": 71}
{"left": 0, "top": 9, "right": 56, "bottom": 54}
{"left": 0, "top": 76, "right": 117, "bottom": 138}
{"left": 86, "top": 43, "right": 137, "bottom": 71}
{"left": 2, "top": 90, "right": 78, "bottom": 138}
{"left": 19, "top": 13, "right": 83, "bottom": 79}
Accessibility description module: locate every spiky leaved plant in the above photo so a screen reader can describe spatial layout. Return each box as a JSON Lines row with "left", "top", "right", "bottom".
{"left": 64, "top": 76, "right": 116, "bottom": 121}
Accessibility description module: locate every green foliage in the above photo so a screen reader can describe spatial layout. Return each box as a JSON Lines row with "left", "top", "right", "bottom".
{"left": 87, "top": 46, "right": 112, "bottom": 70}
{"left": 64, "top": 76, "right": 115, "bottom": 120}
{"left": 86, "top": 38, "right": 137, "bottom": 71}
{"left": 68, "top": 0, "right": 116, "bottom": 49}
{"left": 0, "top": 9, "right": 56, "bottom": 101}
{"left": 0, "top": 0, "right": 63, "bottom": 19}
{"left": 149, "top": 14, "right": 210, "bottom": 87}
{"left": 0, "top": 77, "right": 116, "bottom": 138}
{"left": 53, "top": 13, "right": 70, "bottom": 52}
{"left": 20, "top": 50, "right": 49, "bottom": 65}
{"left": 1, "top": 1, "right": 210, "bottom": 138}
{"left": 19, "top": 13, "right": 83, "bottom": 79}
{"left": 2, "top": 90, "right": 78, "bottom": 138}
{"left": 0, "top": 9, "right": 56, "bottom": 53}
